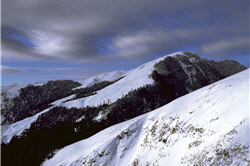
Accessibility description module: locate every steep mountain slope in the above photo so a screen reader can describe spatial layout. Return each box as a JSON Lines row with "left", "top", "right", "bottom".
{"left": 44, "top": 69, "right": 250, "bottom": 166}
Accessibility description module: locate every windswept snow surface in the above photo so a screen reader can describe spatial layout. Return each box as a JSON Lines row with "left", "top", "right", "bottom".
{"left": 1, "top": 94, "right": 76, "bottom": 144}
{"left": 75, "top": 70, "right": 128, "bottom": 90}
{"left": 62, "top": 52, "right": 184, "bottom": 108}
{"left": 44, "top": 69, "right": 250, "bottom": 166}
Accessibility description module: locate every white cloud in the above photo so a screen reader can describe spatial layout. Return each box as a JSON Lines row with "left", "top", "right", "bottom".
{"left": 200, "top": 37, "right": 249, "bottom": 57}
{"left": 2, "top": 0, "right": 249, "bottom": 62}
{"left": 110, "top": 29, "right": 201, "bottom": 59}
{"left": 29, "top": 30, "right": 67, "bottom": 56}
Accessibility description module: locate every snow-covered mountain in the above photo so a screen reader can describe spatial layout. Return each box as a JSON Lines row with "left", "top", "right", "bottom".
{"left": 1, "top": 51, "right": 238, "bottom": 143}
{"left": 43, "top": 69, "right": 250, "bottom": 166}
{"left": 1, "top": 52, "right": 247, "bottom": 166}
{"left": 43, "top": 51, "right": 246, "bottom": 110}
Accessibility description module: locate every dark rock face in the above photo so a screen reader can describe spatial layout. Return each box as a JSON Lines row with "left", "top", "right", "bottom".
{"left": 210, "top": 60, "right": 247, "bottom": 78}
{"left": 153, "top": 52, "right": 246, "bottom": 98}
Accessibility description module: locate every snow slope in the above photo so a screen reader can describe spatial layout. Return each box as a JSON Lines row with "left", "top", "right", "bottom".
{"left": 43, "top": 69, "right": 250, "bottom": 166}
{"left": 62, "top": 52, "right": 184, "bottom": 108}
{"left": 75, "top": 70, "right": 128, "bottom": 89}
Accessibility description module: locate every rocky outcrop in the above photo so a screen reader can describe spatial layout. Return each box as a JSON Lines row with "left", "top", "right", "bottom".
{"left": 152, "top": 52, "right": 246, "bottom": 97}
{"left": 210, "top": 59, "right": 247, "bottom": 77}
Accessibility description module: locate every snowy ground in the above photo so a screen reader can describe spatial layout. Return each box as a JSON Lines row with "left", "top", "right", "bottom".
{"left": 43, "top": 69, "right": 250, "bottom": 166}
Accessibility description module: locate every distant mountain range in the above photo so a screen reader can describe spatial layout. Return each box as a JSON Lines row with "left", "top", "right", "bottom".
{"left": 1, "top": 52, "right": 248, "bottom": 166}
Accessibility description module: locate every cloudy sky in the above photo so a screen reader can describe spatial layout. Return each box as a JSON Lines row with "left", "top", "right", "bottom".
{"left": 2, "top": 0, "right": 249, "bottom": 85}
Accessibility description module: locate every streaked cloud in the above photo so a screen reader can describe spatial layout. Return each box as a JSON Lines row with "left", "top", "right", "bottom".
{"left": 1, "top": 0, "right": 249, "bottom": 84}
{"left": 2, "top": 66, "right": 23, "bottom": 75}
{"left": 2, "top": 0, "right": 249, "bottom": 62}
{"left": 201, "top": 37, "right": 249, "bottom": 58}
{"left": 2, "top": 65, "right": 106, "bottom": 83}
